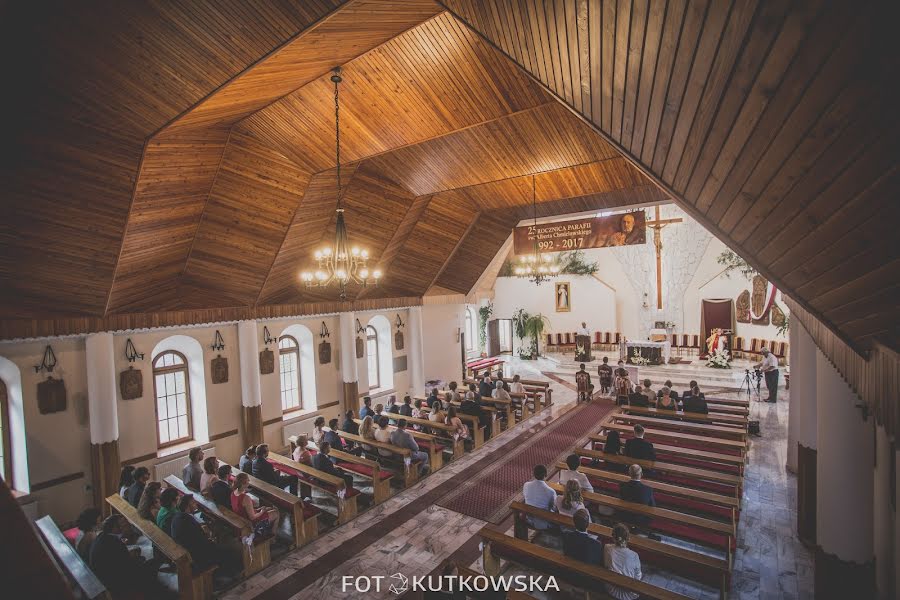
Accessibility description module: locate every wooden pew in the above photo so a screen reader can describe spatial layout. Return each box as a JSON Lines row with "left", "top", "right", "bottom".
{"left": 414, "top": 400, "right": 488, "bottom": 447}
{"left": 217, "top": 460, "right": 318, "bottom": 549}
{"left": 704, "top": 396, "right": 751, "bottom": 407}
{"left": 335, "top": 430, "right": 417, "bottom": 487}
{"left": 479, "top": 526, "right": 692, "bottom": 600}
{"left": 574, "top": 448, "right": 742, "bottom": 497}
{"left": 590, "top": 434, "right": 745, "bottom": 475}
{"left": 106, "top": 494, "right": 215, "bottom": 600}
{"left": 35, "top": 516, "right": 111, "bottom": 600}
{"left": 162, "top": 476, "right": 270, "bottom": 576}
{"left": 288, "top": 436, "right": 393, "bottom": 505}
{"left": 603, "top": 422, "right": 748, "bottom": 458}
{"left": 463, "top": 377, "right": 548, "bottom": 409}
{"left": 266, "top": 453, "right": 359, "bottom": 525}
{"left": 510, "top": 502, "right": 731, "bottom": 600}
{"left": 547, "top": 482, "right": 735, "bottom": 553}
{"left": 356, "top": 416, "right": 463, "bottom": 461}
{"left": 695, "top": 402, "right": 750, "bottom": 417}
{"left": 614, "top": 413, "right": 747, "bottom": 441}
{"left": 622, "top": 405, "right": 749, "bottom": 428}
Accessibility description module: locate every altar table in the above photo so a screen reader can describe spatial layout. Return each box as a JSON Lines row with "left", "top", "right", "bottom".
{"left": 621, "top": 340, "right": 671, "bottom": 365}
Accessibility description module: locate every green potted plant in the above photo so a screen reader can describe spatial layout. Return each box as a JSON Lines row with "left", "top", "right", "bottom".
{"left": 512, "top": 308, "right": 531, "bottom": 358}
{"left": 478, "top": 302, "right": 493, "bottom": 356}
{"left": 523, "top": 313, "right": 550, "bottom": 359}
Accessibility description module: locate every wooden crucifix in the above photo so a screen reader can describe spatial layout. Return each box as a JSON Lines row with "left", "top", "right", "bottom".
{"left": 646, "top": 205, "right": 683, "bottom": 309}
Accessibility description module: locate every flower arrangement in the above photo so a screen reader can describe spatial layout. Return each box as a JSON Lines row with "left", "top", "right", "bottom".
{"left": 706, "top": 347, "right": 732, "bottom": 369}
{"left": 630, "top": 348, "right": 650, "bottom": 366}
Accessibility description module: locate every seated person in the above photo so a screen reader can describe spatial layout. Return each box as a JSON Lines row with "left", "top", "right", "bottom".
{"left": 603, "top": 429, "right": 623, "bottom": 456}
{"left": 444, "top": 406, "right": 469, "bottom": 441}
{"left": 656, "top": 386, "right": 677, "bottom": 410}
{"left": 555, "top": 479, "right": 589, "bottom": 520}
{"left": 623, "top": 425, "right": 656, "bottom": 461}
{"left": 171, "top": 495, "right": 240, "bottom": 575}
{"left": 682, "top": 385, "right": 709, "bottom": 414}
{"left": 657, "top": 380, "right": 679, "bottom": 402}
{"left": 640, "top": 379, "right": 655, "bottom": 405}
{"left": 292, "top": 434, "right": 313, "bottom": 464}
{"left": 311, "top": 441, "right": 356, "bottom": 490}
{"left": 628, "top": 384, "right": 649, "bottom": 407}
{"left": 559, "top": 453, "right": 594, "bottom": 492}
{"left": 479, "top": 376, "right": 495, "bottom": 400}
{"left": 156, "top": 487, "right": 180, "bottom": 535}
{"left": 561, "top": 509, "right": 602, "bottom": 564}
{"left": 358, "top": 416, "right": 377, "bottom": 452}
{"left": 324, "top": 418, "right": 346, "bottom": 451}
{"left": 359, "top": 396, "right": 373, "bottom": 420}
{"left": 398, "top": 395, "right": 413, "bottom": 416}
{"left": 411, "top": 398, "right": 425, "bottom": 419}
{"left": 604, "top": 523, "right": 643, "bottom": 600}
{"left": 125, "top": 466, "right": 150, "bottom": 508}
{"left": 619, "top": 464, "right": 656, "bottom": 535}
{"left": 427, "top": 387, "right": 441, "bottom": 408}
{"left": 428, "top": 402, "right": 446, "bottom": 423}
{"left": 200, "top": 456, "right": 220, "bottom": 495}
{"left": 118, "top": 466, "right": 136, "bottom": 497}
{"left": 459, "top": 391, "right": 492, "bottom": 438}
{"left": 239, "top": 445, "right": 257, "bottom": 474}
{"left": 390, "top": 419, "right": 430, "bottom": 476}
{"left": 509, "top": 374, "right": 526, "bottom": 395}
{"left": 252, "top": 443, "right": 298, "bottom": 495}
{"left": 73, "top": 507, "right": 102, "bottom": 561}
{"left": 447, "top": 381, "right": 463, "bottom": 403}
{"left": 341, "top": 410, "right": 360, "bottom": 436}
{"left": 522, "top": 464, "right": 556, "bottom": 529}
{"left": 386, "top": 394, "right": 400, "bottom": 418}
{"left": 231, "top": 472, "right": 280, "bottom": 531}
{"left": 468, "top": 382, "right": 481, "bottom": 402}
{"left": 683, "top": 380, "right": 705, "bottom": 400}
{"left": 492, "top": 380, "right": 512, "bottom": 414}
{"left": 210, "top": 464, "right": 233, "bottom": 507}
{"left": 311, "top": 416, "right": 327, "bottom": 445}
{"left": 370, "top": 403, "right": 385, "bottom": 424}
{"left": 137, "top": 481, "right": 162, "bottom": 522}
{"left": 182, "top": 447, "right": 204, "bottom": 490}
{"left": 90, "top": 515, "right": 163, "bottom": 597}
{"left": 597, "top": 357, "right": 613, "bottom": 394}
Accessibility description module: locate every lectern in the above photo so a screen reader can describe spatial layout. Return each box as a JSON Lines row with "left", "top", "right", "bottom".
{"left": 575, "top": 334, "right": 592, "bottom": 362}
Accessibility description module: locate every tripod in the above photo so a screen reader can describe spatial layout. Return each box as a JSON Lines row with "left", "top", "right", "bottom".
{"left": 740, "top": 369, "right": 762, "bottom": 401}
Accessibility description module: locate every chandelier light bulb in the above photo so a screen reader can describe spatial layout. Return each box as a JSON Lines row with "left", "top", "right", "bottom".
{"left": 351, "top": 247, "right": 360, "bottom": 256}
{"left": 315, "top": 270, "right": 326, "bottom": 281}
{"left": 336, "top": 269, "right": 347, "bottom": 279}
{"left": 359, "top": 268, "right": 369, "bottom": 279}
{"left": 314, "top": 250, "right": 322, "bottom": 260}
{"left": 373, "top": 269, "right": 382, "bottom": 279}
{"left": 322, "top": 247, "right": 332, "bottom": 257}
{"left": 361, "top": 249, "right": 369, "bottom": 259}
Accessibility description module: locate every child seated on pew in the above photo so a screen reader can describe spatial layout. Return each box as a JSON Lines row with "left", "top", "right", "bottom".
{"left": 603, "top": 524, "right": 643, "bottom": 600}
{"left": 239, "top": 445, "right": 257, "bottom": 474}
{"left": 292, "top": 434, "right": 312, "bottom": 464}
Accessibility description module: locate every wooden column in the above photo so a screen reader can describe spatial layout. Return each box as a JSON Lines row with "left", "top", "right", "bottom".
{"left": 90, "top": 440, "right": 120, "bottom": 516}
{"left": 241, "top": 405, "right": 263, "bottom": 448}
{"left": 343, "top": 381, "right": 359, "bottom": 415}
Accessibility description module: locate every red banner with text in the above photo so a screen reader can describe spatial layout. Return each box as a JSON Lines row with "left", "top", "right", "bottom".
{"left": 513, "top": 212, "right": 646, "bottom": 253}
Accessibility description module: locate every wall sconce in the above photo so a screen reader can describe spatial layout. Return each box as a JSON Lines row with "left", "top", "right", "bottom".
{"left": 355, "top": 319, "right": 365, "bottom": 335}
{"left": 124, "top": 338, "right": 144, "bottom": 362}
{"left": 34, "top": 345, "right": 58, "bottom": 373}
{"left": 395, "top": 314, "right": 405, "bottom": 330}
{"left": 211, "top": 330, "right": 226, "bottom": 351}
{"left": 262, "top": 326, "right": 276, "bottom": 346}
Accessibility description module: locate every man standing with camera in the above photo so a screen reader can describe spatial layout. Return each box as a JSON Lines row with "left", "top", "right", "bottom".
{"left": 755, "top": 347, "right": 780, "bottom": 403}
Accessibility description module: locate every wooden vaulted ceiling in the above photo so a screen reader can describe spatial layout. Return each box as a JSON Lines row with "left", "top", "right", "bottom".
{"left": 0, "top": 1, "right": 894, "bottom": 355}
{"left": 439, "top": 0, "right": 900, "bottom": 354}
{"left": 0, "top": 0, "right": 666, "bottom": 339}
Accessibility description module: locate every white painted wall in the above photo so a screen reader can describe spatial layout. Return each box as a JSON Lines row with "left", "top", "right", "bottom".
{"left": 422, "top": 303, "right": 464, "bottom": 385}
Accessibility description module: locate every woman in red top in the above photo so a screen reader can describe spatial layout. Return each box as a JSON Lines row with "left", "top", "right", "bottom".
{"left": 230, "top": 472, "right": 280, "bottom": 530}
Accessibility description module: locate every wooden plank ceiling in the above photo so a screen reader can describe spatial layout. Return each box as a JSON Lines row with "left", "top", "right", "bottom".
{"left": 0, "top": 0, "right": 671, "bottom": 340}
{"left": 439, "top": 0, "right": 900, "bottom": 354}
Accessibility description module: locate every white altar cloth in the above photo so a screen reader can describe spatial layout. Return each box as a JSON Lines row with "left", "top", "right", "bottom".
{"left": 622, "top": 340, "right": 671, "bottom": 364}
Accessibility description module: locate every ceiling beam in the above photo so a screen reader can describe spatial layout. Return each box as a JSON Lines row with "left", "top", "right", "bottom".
{"left": 426, "top": 211, "right": 482, "bottom": 294}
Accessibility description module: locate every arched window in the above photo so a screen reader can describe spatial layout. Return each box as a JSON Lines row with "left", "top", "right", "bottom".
{"left": 366, "top": 325, "right": 380, "bottom": 390}
{"left": 279, "top": 336, "right": 301, "bottom": 413}
{"left": 0, "top": 380, "right": 10, "bottom": 481}
{"left": 153, "top": 351, "right": 193, "bottom": 447}
{"left": 465, "top": 308, "right": 475, "bottom": 351}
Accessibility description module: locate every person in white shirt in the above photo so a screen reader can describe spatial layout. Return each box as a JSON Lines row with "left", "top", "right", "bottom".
{"left": 522, "top": 464, "right": 556, "bottom": 529}
{"left": 641, "top": 379, "right": 655, "bottom": 405}
{"left": 509, "top": 374, "right": 526, "bottom": 395}
{"left": 603, "top": 523, "right": 643, "bottom": 600}
{"left": 373, "top": 416, "right": 393, "bottom": 457}
{"left": 755, "top": 347, "right": 780, "bottom": 403}
{"left": 555, "top": 479, "right": 589, "bottom": 521}
{"left": 559, "top": 454, "right": 594, "bottom": 492}
{"left": 492, "top": 380, "right": 512, "bottom": 402}
{"left": 577, "top": 322, "right": 591, "bottom": 337}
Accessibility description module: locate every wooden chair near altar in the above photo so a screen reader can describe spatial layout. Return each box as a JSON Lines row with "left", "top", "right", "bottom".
{"left": 732, "top": 336, "right": 745, "bottom": 359}
{"left": 670, "top": 333, "right": 680, "bottom": 357}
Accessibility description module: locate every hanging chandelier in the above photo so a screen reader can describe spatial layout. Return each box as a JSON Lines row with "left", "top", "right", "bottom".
{"left": 513, "top": 175, "right": 561, "bottom": 285}
{"left": 301, "top": 67, "right": 381, "bottom": 300}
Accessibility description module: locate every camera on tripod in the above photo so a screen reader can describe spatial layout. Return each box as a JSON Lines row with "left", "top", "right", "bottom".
{"left": 745, "top": 367, "right": 762, "bottom": 381}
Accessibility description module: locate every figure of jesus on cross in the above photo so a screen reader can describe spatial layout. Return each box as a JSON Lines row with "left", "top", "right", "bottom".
{"left": 646, "top": 206, "right": 682, "bottom": 309}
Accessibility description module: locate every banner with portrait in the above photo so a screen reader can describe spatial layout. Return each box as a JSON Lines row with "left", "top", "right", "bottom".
{"left": 513, "top": 212, "right": 646, "bottom": 253}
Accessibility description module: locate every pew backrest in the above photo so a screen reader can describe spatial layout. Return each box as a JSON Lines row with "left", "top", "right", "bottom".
{"left": 35, "top": 516, "right": 110, "bottom": 600}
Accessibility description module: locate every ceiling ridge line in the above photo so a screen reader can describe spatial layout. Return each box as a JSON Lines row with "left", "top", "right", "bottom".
{"left": 102, "top": 136, "right": 150, "bottom": 317}
{"left": 304, "top": 101, "right": 556, "bottom": 178}
{"left": 148, "top": 0, "right": 364, "bottom": 138}
{"left": 177, "top": 127, "right": 234, "bottom": 287}
{"left": 232, "top": 8, "right": 449, "bottom": 133}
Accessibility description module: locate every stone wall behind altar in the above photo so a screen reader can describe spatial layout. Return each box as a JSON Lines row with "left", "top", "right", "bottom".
{"left": 490, "top": 204, "right": 788, "bottom": 347}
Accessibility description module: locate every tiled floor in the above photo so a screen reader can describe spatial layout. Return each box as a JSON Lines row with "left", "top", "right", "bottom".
{"left": 220, "top": 355, "right": 812, "bottom": 600}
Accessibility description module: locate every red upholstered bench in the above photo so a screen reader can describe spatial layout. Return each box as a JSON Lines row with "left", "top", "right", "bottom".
{"left": 587, "top": 477, "right": 737, "bottom": 523}
{"left": 415, "top": 440, "right": 445, "bottom": 454}
{"left": 648, "top": 519, "right": 736, "bottom": 552}
{"left": 63, "top": 527, "right": 80, "bottom": 546}
{"left": 336, "top": 462, "right": 392, "bottom": 480}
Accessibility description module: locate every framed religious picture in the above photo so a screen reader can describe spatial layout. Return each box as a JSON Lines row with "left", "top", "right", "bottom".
{"left": 555, "top": 282, "right": 571, "bottom": 312}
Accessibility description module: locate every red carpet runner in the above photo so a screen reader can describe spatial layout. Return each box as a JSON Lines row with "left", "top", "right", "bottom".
{"left": 436, "top": 400, "right": 615, "bottom": 523}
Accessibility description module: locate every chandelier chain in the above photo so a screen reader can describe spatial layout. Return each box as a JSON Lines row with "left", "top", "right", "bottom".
{"left": 333, "top": 69, "right": 342, "bottom": 209}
